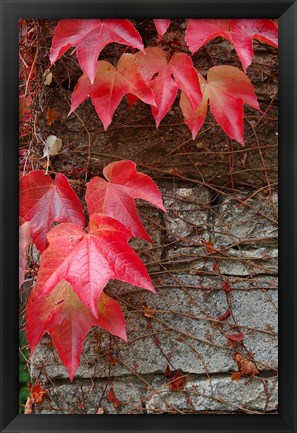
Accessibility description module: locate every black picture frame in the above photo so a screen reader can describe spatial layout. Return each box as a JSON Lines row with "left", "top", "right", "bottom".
{"left": 1, "top": 0, "right": 296, "bottom": 432}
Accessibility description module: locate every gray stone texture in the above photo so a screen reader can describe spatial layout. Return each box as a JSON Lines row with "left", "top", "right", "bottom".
{"left": 30, "top": 185, "right": 278, "bottom": 414}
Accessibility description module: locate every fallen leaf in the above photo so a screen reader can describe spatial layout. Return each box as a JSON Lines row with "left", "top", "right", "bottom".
{"left": 96, "top": 407, "right": 104, "bottom": 414}
{"left": 46, "top": 108, "right": 60, "bottom": 125}
{"left": 43, "top": 135, "right": 63, "bottom": 157}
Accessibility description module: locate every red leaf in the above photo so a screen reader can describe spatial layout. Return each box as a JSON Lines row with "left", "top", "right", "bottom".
{"left": 233, "top": 352, "right": 259, "bottom": 376}
{"left": 153, "top": 19, "right": 171, "bottom": 40}
{"left": 19, "top": 220, "right": 31, "bottom": 288}
{"left": 180, "top": 65, "right": 259, "bottom": 144}
{"left": 168, "top": 372, "right": 185, "bottom": 391}
{"left": 34, "top": 213, "right": 154, "bottom": 317}
{"left": 222, "top": 280, "right": 232, "bottom": 293}
{"left": 108, "top": 387, "right": 120, "bottom": 407}
{"left": 26, "top": 280, "right": 127, "bottom": 381}
{"left": 69, "top": 54, "right": 155, "bottom": 130}
{"left": 19, "top": 170, "right": 85, "bottom": 252}
{"left": 85, "top": 160, "right": 165, "bottom": 242}
{"left": 226, "top": 332, "right": 244, "bottom": 343}
{"left": 50, "top": 19, "right": 143, "bottom": 83}
{"left": 216, "top": 308, "right": 231, "bottom": 321}
{"left": 185, "top": 19, "right": 278, "bottom": 71}
{"left": 134, "top": 48, "right": 202, "bottom": 127}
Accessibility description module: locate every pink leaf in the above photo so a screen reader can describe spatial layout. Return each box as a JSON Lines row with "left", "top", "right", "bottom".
{"left": 135, "top": 48, "right": 202, "bottom": 127}
{"left": 153, "top": 19, "right": 171, "bottom": 40}
{"left": 180, "top": 65, "right": 259, "bottom": 145}
{"left": 19, "top": 170, "right": 85, "bottom": 252}
{"left": 69, "top": 54, "right": 155, "bottom": 130}
{"left": 26, "top": 280, "right": 127, "bottom": 381}
{"left": 35, "top": 213, "right": 155, "bottom": 317}
{"left": 50, "top": 19, "right": 144, "bottom": 83}
{"left": 85, "top": 160, "right": 165, "bottom": 242}
{"left": 185, "top": 19, "right": 278, "bottom": 71}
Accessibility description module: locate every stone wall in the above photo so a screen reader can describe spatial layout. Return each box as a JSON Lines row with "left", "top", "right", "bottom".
{"left": 30, "top": 185, "right": 278, "bottom": 414}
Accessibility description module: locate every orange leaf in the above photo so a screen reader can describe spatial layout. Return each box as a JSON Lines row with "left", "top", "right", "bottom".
{"left": 28, "top": 384, "right": 46, "bottom": 404}
{"left": 233, "top": 353, "right": 259, "bottom": 376}
{"left": 202, "top": 240, "right": 216, "bottom": 254}
{"left": 46, "top": 108, "right": 60, "bottom": 125}
{"left": 231, "top": 371, "right": 242, "bottom": 381}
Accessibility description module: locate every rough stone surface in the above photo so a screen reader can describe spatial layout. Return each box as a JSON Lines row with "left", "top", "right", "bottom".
{"left": 30, "top": 186, "right": 278, "bottom": 414}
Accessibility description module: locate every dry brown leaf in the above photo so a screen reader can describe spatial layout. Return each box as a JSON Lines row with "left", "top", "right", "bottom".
{"left": 233, "top": 352, "right": 259, "bottom": 376}
{"left": 24, "top": 397, "right": 34, "bottom": 414}
{"left": 144, "top": 306, "right": 156, "bottom": 318}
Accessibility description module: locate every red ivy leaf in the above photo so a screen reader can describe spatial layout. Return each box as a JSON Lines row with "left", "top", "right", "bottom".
{"left": 216, "top": 308, "right": 231, "bottom": 321}
{"left": 85, "top": 160, "right": 165, "bottom": 242}
{"left": 50, "top": 19, "right": 143, "bottom": 83}
{"left": 180, "top": 65, "right": 259, "bottom": 145}
{"left": 134, "top": 47, "right": 202, "bottom": 127}
{"left": 69, "top": 54, "right": 155, "bottom": 130}
{"left": 19, "top": 170, "right": 85, "bottom": 252}
{"left": 34, "top": 213, "right": 154, "bottom": 317}
{"left": 153, "top": 19, "right": 171, "bottom": 40}
{"left": 226, "top": 332, "right": 245, "bottom": 343}
{"left": 185, "top": 19, "right": 278, "bottom": 71}
{"left": 108, "top": 387, "right": 120, "bottom": 407}
{"left": 168, "top": 372, "right": 185, "bottom": 391}
{"left": 26, "top": 280, "right": 127, "bottom": 381}
{"left": 19, "top": 220, "right": 31, "bottom": 288}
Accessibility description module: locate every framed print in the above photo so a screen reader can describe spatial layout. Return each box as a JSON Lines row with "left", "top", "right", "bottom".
{"left": 1, "top": 0, "right": 296, "bottom": 432}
